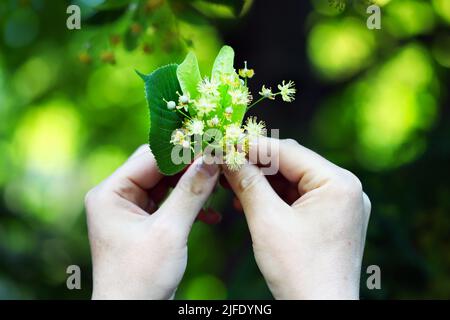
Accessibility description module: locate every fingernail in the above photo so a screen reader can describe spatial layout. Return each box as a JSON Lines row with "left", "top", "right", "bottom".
{"left": 197, "top": 158, "right": 219, "bottom": 176}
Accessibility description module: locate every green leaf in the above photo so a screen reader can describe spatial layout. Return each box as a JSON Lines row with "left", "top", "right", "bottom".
{"left": 177, "top": 51, "right": 202, "bottom": 99}
{"left": 211, "top": 45, "right": 235, "bottom": 82}
{"left": 138, "top": 64, "right": 190, "bottom": 176}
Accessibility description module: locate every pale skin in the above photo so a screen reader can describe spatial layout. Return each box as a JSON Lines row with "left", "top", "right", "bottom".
{"left": 85, "top": 137, "right": 371, "bottom": 300}
{"left": 85, "top": 146, "right": 220, "bottom": 299}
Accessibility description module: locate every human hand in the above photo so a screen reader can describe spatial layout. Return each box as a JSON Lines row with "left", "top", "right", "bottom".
{"left": 223, "top": 137, "right": 371, "bottom": 299}
{"left": 85, "top": 145, "right": 219, "bottom": 299}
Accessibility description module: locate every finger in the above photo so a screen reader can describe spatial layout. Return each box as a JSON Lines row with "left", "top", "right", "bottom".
{"left": 249, "top": 136, "right": 340, "bottom": 195}
{"left": 106, "top": 145, "right": 163, "bottom": 210}
{"left": 222, "top": 162, "right": 288, "bottom": 223}
{"left": 362, "top": 192, "right": 371, "bottom": 219}
{"left": 157, "top": 157, "right": 219, "bottom": 230}
{"left": 112, "top": 145, "right": 163, "bottom": 190}
{"left": 128, "top": 144, "right": 151, "bottom": 161}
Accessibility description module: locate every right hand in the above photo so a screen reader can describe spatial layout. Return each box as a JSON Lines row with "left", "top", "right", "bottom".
{"left": 223, "top": 137, "right": 371, "bottom": 299}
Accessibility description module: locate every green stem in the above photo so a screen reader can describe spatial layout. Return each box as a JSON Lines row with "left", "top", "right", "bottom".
{"left": 176, "top": 108, "right": 191, "bottom": 119}
{"left": 247, "top": 92, "right": 281, "bottom": 110}
{"left": 247, "top": 96, "right": 267, "bottom": 110}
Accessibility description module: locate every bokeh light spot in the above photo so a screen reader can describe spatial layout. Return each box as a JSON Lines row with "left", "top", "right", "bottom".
{"left": 13, "top": 56, "right": 57, "bottom": 102}
{"left": 83, "top": 146, "right": 127, "bottom": 185}
{"left": 87, "top": 65, "right": 144, "bottom": 108}
{"left": 432, "top": 0, "right": 450, "bottom": 24}
{"left": 314, "top": 44, "right": 437, "bottom": 171}
{"left": 385, "top": 0, "right": 436, "bottom": 38}
{"left": 308, "top": 17, "right": 375, "bottom": 80}
{"left": 355, "top": 45, "right": 437, "bottom": 170}
{"left": 184, "top": 274, "right": 227, "bottom": 300}
{"left": 13, "top": 99, "right": 81, "bottom": 174}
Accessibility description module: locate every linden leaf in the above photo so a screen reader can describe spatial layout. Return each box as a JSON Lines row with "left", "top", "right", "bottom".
{"left": 211, "top": 45, "right": 235, "bottom": 82}
{"left": 137, "top": 64, "right": 190, "bottom": 176}
{"left": 177, "top": 51, "right": 202, "bottom": 100}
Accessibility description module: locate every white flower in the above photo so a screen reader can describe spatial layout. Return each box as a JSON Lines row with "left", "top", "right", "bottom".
{"left": 186, "top": 118, "right": 204, "bottom": 135}
{"left": 238, "top": 61, "right": 255, "bottom": 79}
{"left": 224, "top": 106, "right": 233, "bottom": 121}
{"left": 278, "top": 80, "right": 296, "bottom": 102}
{"left": 178, "top": 93, "right": 190, "bottom": 105}
{"left": 207, "top": 116, "right": 220, "bottom": 127}
{"left": 220, "top": 72, "right": 240, "bottom": 87}
{"left": 225, "top": 123, "right": 243, "bottom": 142}
{"left": 170, "top": 129, "right": 188, "bottom": 146}
{"left": 194, "top": 97, "right": 216, "bottom": 117}
{"left": 225, "top": 147, "right": 246, "bottom": 171}
{"left": 198, "top": 77, "right": 219, "bottom": 96}
{"left": 244, "top": 117, "right": 266, "bottom": 138}
{"left": 166, "top": 100, "right": 176, "bottom": 110}
{"left": 182, "top": 140, "right": 190, "bottom": 149}
{"left": 229, "top": 88, "right": 252, "bottom": 106}
{"left": 259, "top": 85, "right": 275, "bottom": 100}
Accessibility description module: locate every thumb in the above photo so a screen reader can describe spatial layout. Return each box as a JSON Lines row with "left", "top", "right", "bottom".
{"left": 223, "top": 162, "right": 287, "bottom": 224}
{"left": 158, "top": 157, "right": 219, "bottom": 231}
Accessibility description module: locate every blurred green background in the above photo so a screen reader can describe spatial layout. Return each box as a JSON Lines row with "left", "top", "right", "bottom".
{"left": 1, "top": 0, "right": 450, "bottom": 299}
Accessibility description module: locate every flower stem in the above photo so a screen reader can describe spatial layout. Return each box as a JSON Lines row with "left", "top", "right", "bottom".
{"left": 247, "top": 92, "right": 282, "bottom": 110}
{"left": 247, "top": 96, "right": 267, "bottom": 110}
{"left": 176, "top": 108, "right": 191, "bottom": 119}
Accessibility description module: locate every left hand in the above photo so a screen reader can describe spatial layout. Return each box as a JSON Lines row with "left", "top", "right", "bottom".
{"left": 85, "top": 145, "right": 219, "bottom": 299}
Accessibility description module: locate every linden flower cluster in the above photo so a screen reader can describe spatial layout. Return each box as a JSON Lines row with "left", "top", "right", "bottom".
{"left": 167, "top": 62, "right": 296, "bottom": 171}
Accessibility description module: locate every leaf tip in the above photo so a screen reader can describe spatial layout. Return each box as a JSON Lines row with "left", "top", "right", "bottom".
{"left": 135, "top": 69, "right": 147, "bottom": 81}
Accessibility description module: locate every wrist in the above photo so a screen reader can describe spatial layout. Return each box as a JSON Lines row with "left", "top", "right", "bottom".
{"left": 92, "top": 276, "right": 175, "bottom": 300}
{"left": 268, "top": 269, "right": 360, "bottom": 300}
{"left": 273, "top": 283, "right": 359, "bottom": 300}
